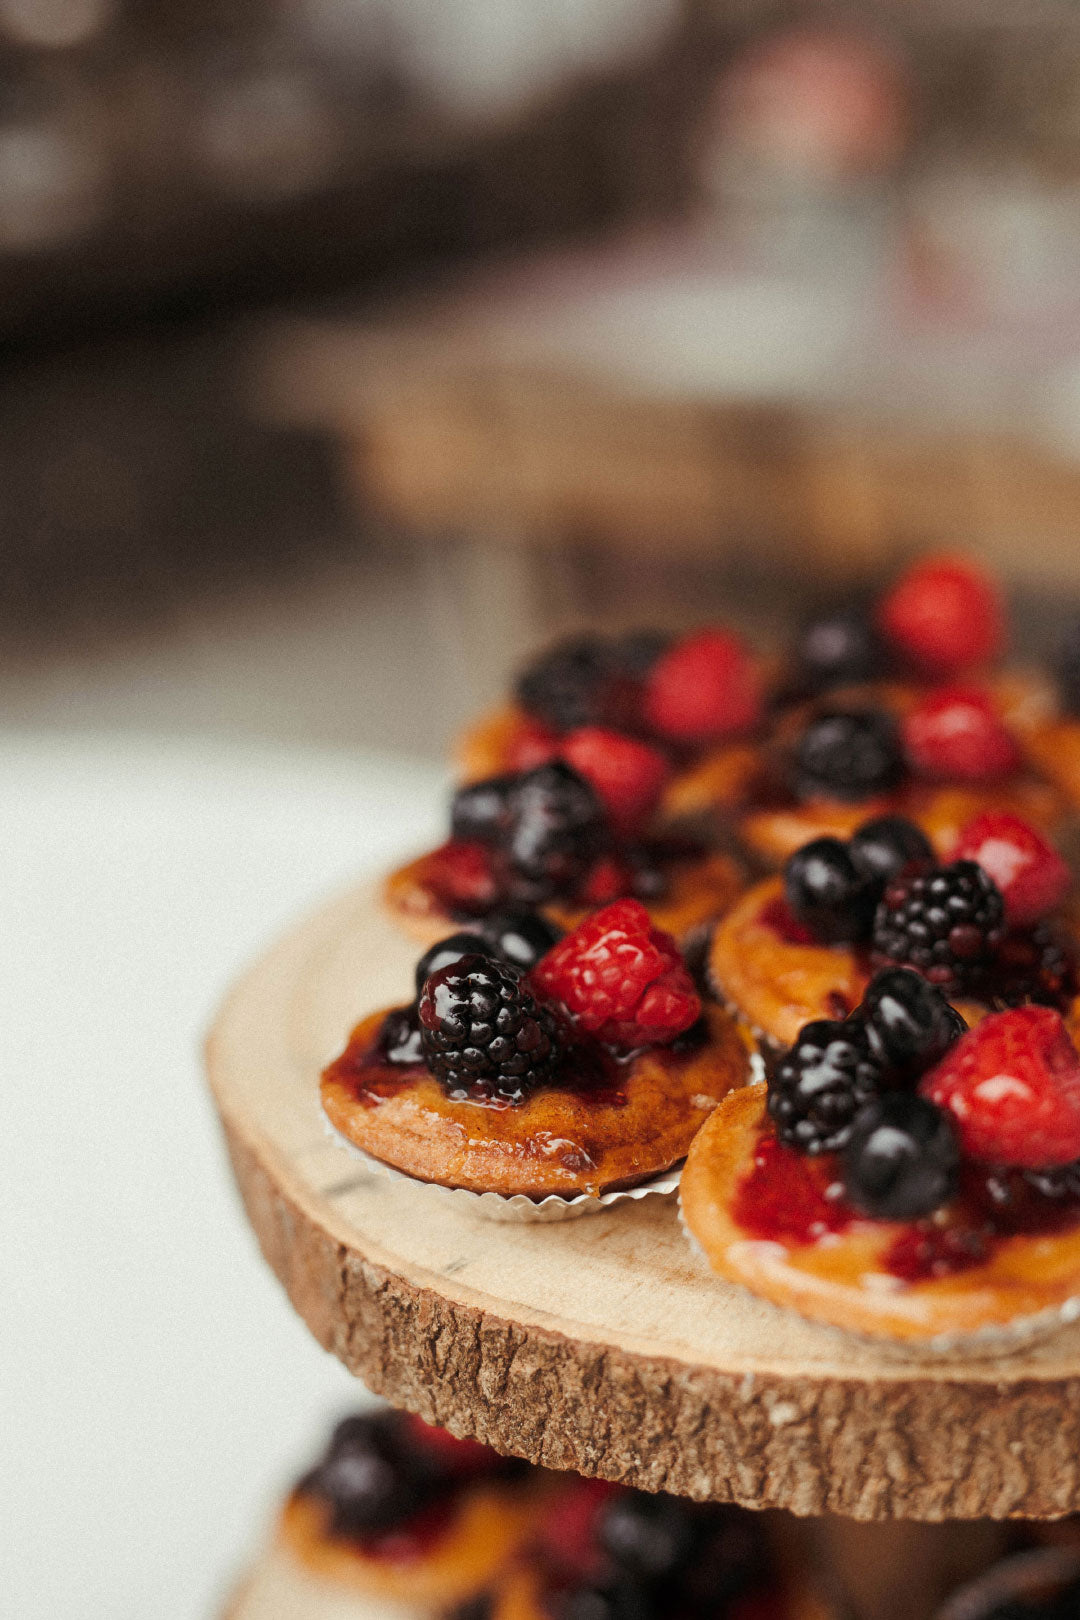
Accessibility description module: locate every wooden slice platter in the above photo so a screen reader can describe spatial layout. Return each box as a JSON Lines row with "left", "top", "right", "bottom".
{"left": 207, "top": 882, "right": 1080, "bottom": 1523}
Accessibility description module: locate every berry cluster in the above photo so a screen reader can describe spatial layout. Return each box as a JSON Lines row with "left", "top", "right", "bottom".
{"left": 452, "top": 761, "right": 610, "bottom": 904}
{"left": 783, "top": 815, "right": 933, "bottom": 944}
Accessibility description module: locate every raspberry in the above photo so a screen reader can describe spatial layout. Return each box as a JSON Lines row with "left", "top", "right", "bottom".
{"left": 418, "top": 955, "right": 561, "bottom": 1102}
{"left": 578, "top": 852, "right": 635, "bottom": 906}
{"left": 560, "top": 726, "right": 671, "bottom": 833}
{"left": 920, "top": 1006, "right": 1080, "bottom": 1168}
{"left": 426, "top": 841, "right": 499, "bottom": 912}
{"left": 643, "top": 629, "right": 762, "bottom": 744}
{"left": 877, "top": 555, "right": 1004, "bottom": 675}
{"left": 902, "top": 687, "right": 1020, "bottom": 782}
{"left": 530, "top": 898, "right": 700, "bottom": 1050}
{"left": 537, "top": 1477, "right": 622, "bottom": 1580}
{"left": 953, "top": 811, "right": 1070, "bottom": 926}
{"left": 872, "top": 859, "right": 1006, "bottom": 989}
{"left": 767, "top": 1019, "right": 884, "bottom": 1155}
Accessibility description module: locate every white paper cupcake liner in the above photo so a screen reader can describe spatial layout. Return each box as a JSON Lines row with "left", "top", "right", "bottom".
{"left": 677, "top": 1191, "right": 1080, "bottom": 1360}
{"left": 323, "top": 1110, "right": 682, "bottom": 1222}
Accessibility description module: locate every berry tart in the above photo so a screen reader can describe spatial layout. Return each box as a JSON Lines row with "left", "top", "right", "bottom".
{"left": 269, "top": 1409, "right": 547, "bottom": 1614}
{"left": 383, "top": 759, "right": 744, "bottom": 950}
{"left": 487, "top": 1473, "right": 828, "bottom": 1620}
{"left": 322, "top": 900, "right": 749, "bottom": 1206}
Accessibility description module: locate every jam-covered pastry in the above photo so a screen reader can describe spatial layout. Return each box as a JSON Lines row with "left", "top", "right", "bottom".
{"left": 683, "top": 941, "right": 1080, "bottom": 1343}
{"left": 323, "top": 901, "right": 749, "bottom": 1199}
{"left": 383, "top": 760, "right": 744, "bottom": 948}
{"left": 279, "top": 1409, "right": 544, "bottom": 1611}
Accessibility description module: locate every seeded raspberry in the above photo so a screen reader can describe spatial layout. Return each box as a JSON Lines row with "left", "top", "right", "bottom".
{"left": 902, "top": 687, "right": 1020, "bottom": 782}
{"left": 643, "top": 629, "right": 762, "bottom": 744}
{"left": 530, "top": 898, "right": 700, "bottom": 1050}
{"left": 920, "top": 1006, "right": 1080, "bottom": 1168}
{"left": 877, "top": 555, "right": 1004, "bottom": 675}
{"left": 560, "top": 727, "right": 671, "bottom": 833}
{"left": 953, "top": 811, "right": 1070, "bottom": 927}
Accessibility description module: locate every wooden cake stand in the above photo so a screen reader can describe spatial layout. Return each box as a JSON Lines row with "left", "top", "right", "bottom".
{"left": 207, "top": 879, "right": 1080, "bottom": 1538}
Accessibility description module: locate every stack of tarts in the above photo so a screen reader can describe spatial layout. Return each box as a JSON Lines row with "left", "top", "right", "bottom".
{"left": 231, "top": 1407, "right": 829, "bottom": 1620}
{"left": 687, "top": 801, "right": 1080, "bottom": 1351}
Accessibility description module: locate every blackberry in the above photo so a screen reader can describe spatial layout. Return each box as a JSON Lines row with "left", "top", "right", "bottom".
{"left": 414, "top": 931, "right": 493, "bottom": 997}
{"left": 792, "top": 709, "right": 905, "bottom": 802}
{"left": 976, "top": 920, "right": 1076, "bottom": 1010}
{"left": 842, "top": 1094, "right": 959, "bottom": 1220}
{"left": 796, "top": 611, "right": 884, "bottom": 693}
{"left": 860, "top": 968, "right": 965, "bottom": 1080}
{"left": 872, "top": 859, "right": 1006, "bottom": 989}
{"left": 476, "top": 907, "right": 562, "bottom": 972}
{"left": 783, "top": 836, "right": 876, "bottom": 944}
{"left": 418, "top": 954, "right": 561, "bottom": 1102}
{"left": 515, "top": 635, "right": 647, "bottom": 734}
{"left": 298, "top": 1414, "right": 426, "bottom": 1537}
{"left": 500, "top": 762, "right": 609, "bottom": 901}
{"left": 599, "top": 1493, "right": 695, "bottom": 1579}
{"left": 1024, "top": 1160, "right": 1080, "bottom": 1200}
{"left": 450, "top": 774, "right": 517, "bottom": 845}
{"left": 767, "top": 1019, "right": 885, "bottom": 1155}
{"left": 552, "top": 1579, "right": 651, "bottom": 1620}
{"left": 1058, "top": 619, "right": 1080, "bottom": 716}
{"left": 849, "top": 816, "right": 933, "bottom": 888}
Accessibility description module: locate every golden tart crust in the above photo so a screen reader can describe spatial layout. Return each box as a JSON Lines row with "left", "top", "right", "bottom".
{"left": 322, "top": 1005, "right": 749, "bottom": 1199}
{"left": 709, "top": 877, "right": 868, "bottom": 1049}
{"left": 681, "top": 1084, "right": 1080, "bottom": 1344}
{"left": 279, "top": 1479, "right": 542, "bottom": 1609}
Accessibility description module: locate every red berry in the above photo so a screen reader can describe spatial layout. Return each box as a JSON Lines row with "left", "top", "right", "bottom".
{"left": 530, "top": 898, "right": 700, "bottom": 1049}
{"left": 401, "top": 1413, "right": 495, "bottom": 1476}
{"left": 560, "top": 726, "right": 670, "bottom": 832}
{"left": 920, "top": 1006, "right": 1080, "bottom": 1168}
{"left": 877, "top": 555, "right": 1004, "bottom": 675}
{"left": 953, "top": 811, "right": 1070, "bottom": 926}
{"left": 643, "top": 629, "right": 762, "bottom": 743}
{"left": 427, "top": 840, "right": 499, "bottom": 909}
{"left": 579, "top": 852, "right": 635, "bottom": 906}
{"left": 536, "top": 1477, "right": 621, "bottom": 1579}
{"left": 507, "top": 718, "right": 560, "bottom": 772}
{"left": 902, "top": 687, "right": 1020, "bottom": 781}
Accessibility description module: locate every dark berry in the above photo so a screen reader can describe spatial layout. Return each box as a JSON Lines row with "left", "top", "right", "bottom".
{"left": 680, "top": 1508, "right": 767, "bottom": 1611}
{"left": 515, "top": 636, "right": 645, "bottom": 734}
{"left": 300, "top": 1414, "right": 423, "bottom": 1536}
{"left": 783, "top": 836, "right": 876, "bottom": 944}
{"left": 450, "top": 775, "right": 517, "bottom": 845}
{"left": 792, "top": 709, "right": 905, "bottom": 802}
{"left": 476, "top": 907, "right": 563, "bottom": 972}
{"left": 872, "top": 859, "right": 1006, "bottom": 989}
{"left": 612, "top": 629, "right": 671, "bottom": 677}
{"left": 860, "top": 968, "right": 965, "bottom": 1080}
{"left": 849, "top": 816, "right": 934, "bottom": 887}
{"left": 552, "top": 1580, "right": 651, "bottom": 1620}
{"left": 501, "top": 762, "right": 609, "bottom": 901}
{"left": 414, "top": 931, "right": 493, "bottom": 997}
{"left": 842, "top": 1093, "right": 958, "bottom": 1219}
{"left": 598, "top": 1492, "right": 695, "bottom": 1579}
{"left": 796, "top": 611, "right": 883, "bottom": 692}
{"left": 378, "top": 1005, "right": 425, "bottom": 1065}
{"left": 1058, "top": 620, "right": 1080, "bottom": 716}
{"left": 418, "top": 955, "right": 561, "bottom": 1102}
{"left": 1024, "top": 1161, "right": 1080, "bottom": 1200}
{"left": 768, "top": 1019, "right": 885, "bottom": 1155}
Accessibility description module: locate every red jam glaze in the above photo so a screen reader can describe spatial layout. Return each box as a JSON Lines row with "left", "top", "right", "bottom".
{"left": 353, "top": 1498, "right": 458, "bottom": 1564}
{"left": 757, "top": 896, "right": 817, "bottom": 947}
{"left": 734, "top": 1129, "right": 1080, "bottom": 1280}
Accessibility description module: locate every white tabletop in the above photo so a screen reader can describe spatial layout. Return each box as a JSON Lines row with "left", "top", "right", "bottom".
{"left": 1, "top": 732, "right": 446, "bottom": 1620}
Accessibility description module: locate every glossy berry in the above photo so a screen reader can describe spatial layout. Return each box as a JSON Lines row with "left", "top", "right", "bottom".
{"left": 378, "top": 1005, "right": 425, "bottom": 1065}
{"left": 920, "top": 1006, "right": 1080, "bottom": 1169}
{"left": 768, "top": 1019, "right": 884, "bottom": 1155}
{"left": 598, "top": 1492, "right": 695, "bottom": 1579}
{"left": 643, "top": 629, "right": 762, "bottom": 743}
{"left": 414, "top": 931, "right": 493, "bottom": 997}
{"left": 860, "top": 968, "right": 965, "bottom": 1080}
{"left": 554, "top": 1579, "right": 651, "bottom": 1620}
{"left": 872, "top": 859, "right": 1006, "bottom": 989}
{"left": 782, "top": 836, "right": 876, "bottom": 944}
{"left": 515, "top": 636, "right": 626, "bottom": 734}
{"left": 792, "top": 709, "right": 904, "bottom": 802}
{"left": 301, "top": 1414, "right": 424, "bottom": 1536}
{"left": 849, "top": 816, "right": 933, "bottom": 887}
{"left": 953, "top": 811, "right": 1070, "bottom": 927}
{"left": 501, "top": 762, "right": 610, "bottom": 901}
{"left": 476, "top": 908, "right": 563, "bottom": 973}
{"left": 530, "top": 898, "right": 700, "bottom": 1050}
{"left": 902, "top": 687, "right": 1020, "bottom": 782}
{"left": 842, "top": 1093, "right": 958, "bottom": 1220}
{"left": 418, "top": 955, "right": 561, "bottom": 1102}
{"left": 427, "top": 841, "right": 499, "bottom": 912}
{"left": 560, "top": 726, "right": 671, "bottom": 833}
{"left": 796, "top": 610, "right": 884, "bottom": 692}
{"left": 450, "top": 775, "right": 517, "bottom": 844}
{"left": 877, "top": 554, "right": 1004, "bottom": 676}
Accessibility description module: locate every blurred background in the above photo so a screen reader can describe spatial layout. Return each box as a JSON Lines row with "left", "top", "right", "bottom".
{"left": 9, "top": 2, "right": 1080, "bottom": 1617}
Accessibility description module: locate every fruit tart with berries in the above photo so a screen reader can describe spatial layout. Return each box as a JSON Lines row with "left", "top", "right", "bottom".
{"left": 383, "top": 757, "right": 744, "bottom": 950}
{"left": 322, "top": 901, "right": 749, "bottom": 1201}
{"left": 275, "top": 1408, "right": 548, "bottom": 1612}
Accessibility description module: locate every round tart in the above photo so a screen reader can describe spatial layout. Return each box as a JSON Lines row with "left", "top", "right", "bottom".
{"left": 681, "top": 1081, "right": 1080, "bottom": 1346}
{"left": 323, "top": 1001, "right": 747, "bottom": 1199}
